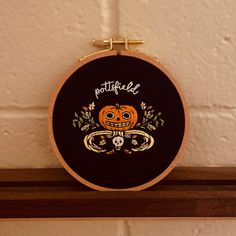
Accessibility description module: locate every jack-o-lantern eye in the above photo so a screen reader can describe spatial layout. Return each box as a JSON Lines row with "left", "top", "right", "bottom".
{"left": 105, "top": 111, "right": 114, "bottom": 119}
{"left": 122, "top": 111, "right": 131, "bottom": 120}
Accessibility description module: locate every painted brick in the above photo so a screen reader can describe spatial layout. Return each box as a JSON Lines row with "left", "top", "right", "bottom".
{"left": 0, "top": 109, "right": 235, "bottom": 168}
{"left": 0, "top": 219, "right": 121, "bottom": 236}
{"left": 179, "top": 108, "right": 236, "bottom": 167}
{"left": 119, "top": 0, "right": 236, "bottom": 108}
{"left": 0, "top": 0, "right": 106, "bottom": 108}
{"left": 127, "top": 219, "right": 236, "bottom": 236}
{"left": 1, "top": 0, "right": 236, "bottom": 234}
{"left": 0, "top": 114, "right": 60, "bottom": 168}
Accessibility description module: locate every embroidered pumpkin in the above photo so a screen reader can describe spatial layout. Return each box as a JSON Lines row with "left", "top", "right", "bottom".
{"left": 99, "top": 103, "right": 138, "bottom": 131}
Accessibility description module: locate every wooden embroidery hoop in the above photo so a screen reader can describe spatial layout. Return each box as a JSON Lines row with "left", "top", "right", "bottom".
{"left": 48, "top": 38, "right": 189, "bottom": 191}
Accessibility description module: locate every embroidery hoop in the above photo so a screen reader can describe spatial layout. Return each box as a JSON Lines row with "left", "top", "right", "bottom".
{"left": 48, "top": 38, "right": 189, "bottom": 191}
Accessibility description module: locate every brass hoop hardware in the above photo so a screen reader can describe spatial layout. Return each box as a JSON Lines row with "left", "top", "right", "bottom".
{"left": 93, "top": 37, "right": 144, "bottom": 51}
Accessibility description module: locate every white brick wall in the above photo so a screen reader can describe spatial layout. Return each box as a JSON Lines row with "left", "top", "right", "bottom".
{"left": 0, "top": 219, "right": 236, "bottom": 236}
{"left": 0, "top": 0, "right": 236, "bottom": 235}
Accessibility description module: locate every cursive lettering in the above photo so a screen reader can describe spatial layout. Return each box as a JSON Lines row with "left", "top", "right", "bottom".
{"left": 95, "top": 81, "right": 140, "bottom": 99}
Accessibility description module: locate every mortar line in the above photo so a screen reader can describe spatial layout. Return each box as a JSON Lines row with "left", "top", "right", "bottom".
{"left": 0, "top": 107, "right": 48, "bottom": 118}
{"left": 100, "top": 0, "right": 119, "bottom": 38}
{"left": 189, "top": 106, "right": 236, "bottom": 113}
{"left": 0, "top": 106, "right": 235, "bottom": 113}
{"left": 124, "top": 220, "right": 131, "bottom": 236}
{"left": 115, "top": 0, "right": 120, "bottom": 36}
{"left": 190, "top": 104, "right": 236, "bottom": 109}
{"left": 117, "top": 219, "right": 130, "bottom": 236}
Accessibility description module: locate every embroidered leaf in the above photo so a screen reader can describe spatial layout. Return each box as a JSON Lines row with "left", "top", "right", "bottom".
{"left": 88, "top": 102, "right": 95, "bottom": 111}
{"left": 149, "top": 114, "right": 154, "bottom": 119}
{"left": 107, "top": 149, "right": 115, "bottom": 155}
{"left": 132, "top": 139, "right": 138, "bottom": 146}
{"left": 147, "top": 124, "right": 156, "bottom": 131}
{"left": 90, "top": 117, "right": 95, "bottom": 124}
{"left": 124, "top": 149, "right": 132, "bottom": 154}
{"left": 81, "top": 124, "right": 89, "bottom": 131}
{"left": 125, "top": 134, "right": 131, "bottom": 138}
{"left": 74, "top": 112, "right": 78, "bottom": 118}
{"left": 99, "top": 140, "right": 106, "bottom": 146}
{"left": 83, "top": 107, "right": 88, "bottom": 111}
{"left": 82, "top": 115, "right": 88, "bottom": 120}
{"left": 141, "top": 102, "right": 146, "bottom": 110}
{"left": 136, "top": 123, "right": 141, "bottom": 127}
{"left": 72, "top": 119, "right": 78, "bottom": 127}
{"left": 147, "top": 106, "right": 153, "bottom": 110}
{"left": 79, "top": 117, "right": 84, "bottom": 123}
{"left": 155, "top": 120, "right": 159, "bottom": 127}
{"left": 160, "top": 119, "right": 164, "bottom": 126}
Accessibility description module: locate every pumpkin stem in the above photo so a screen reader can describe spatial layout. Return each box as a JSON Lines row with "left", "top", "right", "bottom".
{"left": 115, "top": 103, "right": 120, "bottom": 109}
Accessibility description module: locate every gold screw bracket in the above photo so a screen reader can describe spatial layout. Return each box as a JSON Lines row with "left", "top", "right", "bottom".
{"left": 93, "top": 37, "right": 144, "bottom": 51}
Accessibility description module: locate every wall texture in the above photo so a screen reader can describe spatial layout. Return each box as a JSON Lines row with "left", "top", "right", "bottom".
{"left": 0, "top": 0, "right": 236, "bottom": 235}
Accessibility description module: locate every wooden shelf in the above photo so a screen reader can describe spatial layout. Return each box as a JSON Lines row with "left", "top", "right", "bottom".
{"left": 0, "top": 167, "right": 236, "bottom": 218}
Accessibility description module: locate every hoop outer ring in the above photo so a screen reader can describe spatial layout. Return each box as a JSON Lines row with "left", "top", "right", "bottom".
{"left": 48, "top": 50, "right": 189, "bottom": 191}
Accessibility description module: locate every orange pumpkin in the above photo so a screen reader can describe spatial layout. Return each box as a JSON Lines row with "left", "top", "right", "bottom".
{"left": 99, "top": 103, "right": 138, "bottom": 131}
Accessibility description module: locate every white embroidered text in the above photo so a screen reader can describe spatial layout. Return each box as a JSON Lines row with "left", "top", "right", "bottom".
{"left": 95, "top": 81, "right": 140, "bottom": 99}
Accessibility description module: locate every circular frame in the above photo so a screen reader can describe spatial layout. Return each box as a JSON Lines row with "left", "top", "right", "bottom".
{"left": 48, "top": 49, "right": 189, "bottom": 191}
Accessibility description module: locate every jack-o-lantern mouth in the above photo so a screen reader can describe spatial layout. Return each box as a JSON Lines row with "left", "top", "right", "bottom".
{"left": 105, "top": 121, "right": 131, "bottom": 128}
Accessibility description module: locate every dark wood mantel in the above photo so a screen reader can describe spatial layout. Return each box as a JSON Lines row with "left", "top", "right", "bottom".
{"left": 0, "top": 167, "right": 235, "bottom": 218}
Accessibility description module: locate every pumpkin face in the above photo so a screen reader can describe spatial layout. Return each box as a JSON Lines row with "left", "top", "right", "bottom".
{"left": 99, "top": 104, "right": 138, "bottom": 131}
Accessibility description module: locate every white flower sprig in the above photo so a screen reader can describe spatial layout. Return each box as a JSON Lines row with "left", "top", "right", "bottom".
{"left": 136, "top": 102, "right": 164, "bottom": 131}
{"left": 72, "top": 102, "right": 100, "bottom": 132}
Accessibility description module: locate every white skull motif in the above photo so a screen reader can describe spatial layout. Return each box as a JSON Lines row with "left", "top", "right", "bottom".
{"left": 112, "top": 136, "right": 124, "bottom": 150}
